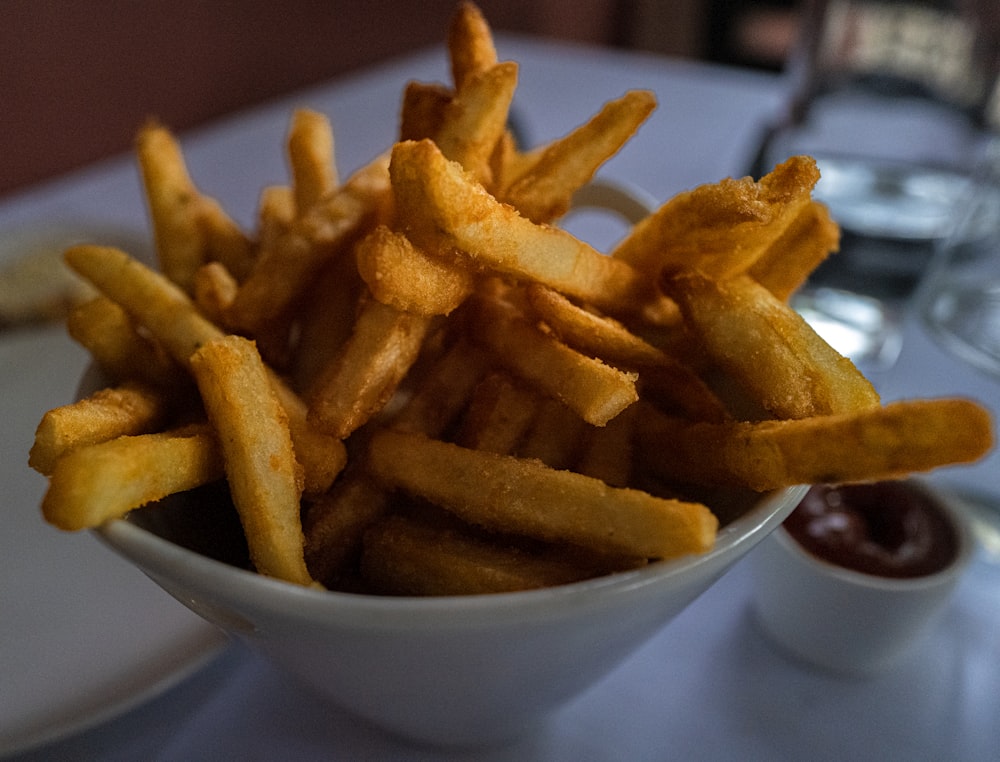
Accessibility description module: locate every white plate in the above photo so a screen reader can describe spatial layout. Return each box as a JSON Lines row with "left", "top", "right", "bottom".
{"left": 0, "top": 257, "right": 227, "bottom": 755}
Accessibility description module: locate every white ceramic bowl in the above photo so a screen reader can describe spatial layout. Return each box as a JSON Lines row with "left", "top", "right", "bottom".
{"left": 750, "top": 480, "right": 974, "bottom": 676}
{"left": 96, "top": 485, "right": 806, "bottom": 746}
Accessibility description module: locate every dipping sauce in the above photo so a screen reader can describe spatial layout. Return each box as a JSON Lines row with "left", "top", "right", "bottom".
{"left": 784, "top": 481, "right": 959, "bottom": 578}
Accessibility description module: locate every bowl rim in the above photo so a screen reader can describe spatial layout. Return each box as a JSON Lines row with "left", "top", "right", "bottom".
{"left": 95, "top": 484, "right": 809, "bottom": 627}
{"left": 769, "top": 479, "right": 976, "bottom": 592}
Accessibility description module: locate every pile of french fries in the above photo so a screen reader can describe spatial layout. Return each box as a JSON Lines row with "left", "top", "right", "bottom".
{"left": 30, "top": 3, "right": 993, "bottom": 595}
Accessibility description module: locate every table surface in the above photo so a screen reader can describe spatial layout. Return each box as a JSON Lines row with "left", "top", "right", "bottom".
{"left": 3, "top": 35, "right": 998, "bottom": 762}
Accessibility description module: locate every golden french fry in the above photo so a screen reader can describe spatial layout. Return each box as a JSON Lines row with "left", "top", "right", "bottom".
{"left": 290, "top": 253, "right": 365, "bottom": 395}
{"left": 611, "top": 156, "right": 820, "bottom": 280}
{"left": 30, "top": 381, "right": 173, "bottom": 476}
{"left": 662, "top": 271, "right": 880, "bottom": 419}
{"left": 499, "top": 90, "right": 657, "bottom": 223}
{"left": 389, "top": 336, "right": 491, "bottom": 437}
{"left": 41, "top": 424, "right": 223, "bottom": 531}
{"left": 287, "top": 108, "right": 338, "bottom": 213}
{"left": 525, "top": 283, "right": 670, "bottom": 369}
{"left": 466, "top": 293, "right": 638, "bottom": 427}
{"left": 366, "top": 428, "right": 719, "bottom": 560}
{"left": 748, "top": 200, "right": 840, "bottom": 301}
{"left": 389, "top": 139, "right": 663, "bottom": 318}
{"left": 456, "top": 371, "right": 540, "bottom": 454}
{"left": 636, "top": 398, "right": 995, "bottom": 491}
{"left": 66, "top": 296, "right": 184, "bottom": 388}
{"left": 190, "top": 335, "right": 313, "bottom": 585}
{"left": 355, "top": 225, "right": 474, "bottom": 315}
{"left": 399, "top": 81, "right": 453, "bottom": 142}
{"left": 66, "top": 245, "right": 344, "bottom": 495}
{"left": 447, "top": 0, "right": 498, "bottom": 92}
{"left": 308, "top": 296, "right": 435, "bottom": 439}
{"left": 435, "top": 61, "right": 518, "bottom": 186}
{"left": 576, "top": 402, "right": 637, "bottom": 488}
{"left": 192, "top": 261, "right": 239, "bottom": 327}
{"left": 517, "top": 396, "right": 589, "bottom": 470}
{"left": 228, "top": 154, "right": 390, "bottom": 335}
{"left": 135, "top": 122, "right": 253, "bottom": 289}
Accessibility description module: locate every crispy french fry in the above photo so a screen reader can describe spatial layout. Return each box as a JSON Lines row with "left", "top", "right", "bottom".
{"left": 447, "top": 0, "right": 498, "bottom": 92}
{"left": 30, "top": 381, "right": 173, "bottom": 476}
{"left": 135, "top": 122, "right": 253, "bottom": 289}
{"left": 228, "top": 154, "right": 390, "bottom": 335}
{"left": 41, "top": 424, "right": 223, "bottom": 531}
{"left": 355, "top": 225, "right": 474, "bottom": 315}
{"left": 389, "top": 336, "right": 491, "bottom": 436}
{"left": 576, "top": 402, "right": 637, "bottom": 488}
{"left": 611, "top": 156, "right": 820, "bottom": 280}
{"left": 190, "top": 335, "right": 312, "bottom": 585}
{"left": 525, "top": 283, "right": 671, "bottom": 369}
{"left": 399, "top": 81, "right": 454, "bottom": 142}
{"left": 662, "top": 271, "right": 880, "bottom": 419}
{"left": 287, "top": 108, "right": 338, "bottom": 213}
{"left": 465, "top": 293, "right": 637, "bottom": 427}
{"left": 366, "top": 428, "right": 719, "bottom": 560}
{"left": 517, "top": 396, "right": 589, "bottom": 470}
{"left": 749, "top": 200, "right": 840, "bottom": 301}
{"left": 636, "top": 399, "right": 995, "bottom": 491}
{"left": 389, "top": 139, "right": 663, "bottom": 318}
{"left": 308, "top": 296, "right": 435, "bottom": 439}
{"left": 65, "top": 245, "right": 345, "bottom": 495}
{"left": 435, "top": 61, "right": 518, "bottom": 187}
{"left": 499, "top": 90, "right": 657, "bottom": 223}
{"left": 456, "top": 371, "right": 539, "bottom": 454}
{"left": 192, "top": 261, "right": 239, "bottom": 327}
{"left": 66, "top": 296, "right": 184, "bottom": 388}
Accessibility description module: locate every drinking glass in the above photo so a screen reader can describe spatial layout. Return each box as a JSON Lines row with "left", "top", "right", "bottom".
{"left": 754, "top": 0, "right": 1000, "bottom": 373}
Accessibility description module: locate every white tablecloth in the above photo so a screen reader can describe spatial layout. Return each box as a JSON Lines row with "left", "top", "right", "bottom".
{"left": 3, "top": 35, "right": 997, "bottom": 762}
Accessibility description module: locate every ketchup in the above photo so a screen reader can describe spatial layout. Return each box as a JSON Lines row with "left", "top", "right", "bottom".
{"left": 783, "top": 482, "right": 959, "bottom": 578}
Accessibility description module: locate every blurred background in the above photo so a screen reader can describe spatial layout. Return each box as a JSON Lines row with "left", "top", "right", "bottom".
{"left": 0, "top": 0, "right": 799, "bottom": 199}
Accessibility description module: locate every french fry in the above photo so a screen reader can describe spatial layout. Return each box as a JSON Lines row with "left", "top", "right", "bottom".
{"left": 41, "top": 424, "right": 223, "bottom": 532}
{"left": 366, "top": 428, "right": 719, "bottom": 560}
{"left": 499, "top": 90, "right": 657, "bottom": 223}
{"left": 192, "top": 261, "right": 239, "bottom": 327}
{"left": 465, "top": 293, "right": 638, "bottom": 427}
{"left": 611, "top": 155, "right": 820, "bottom": 280}
{"left": 135, "top": 122, "right": 253, "bottom": 289}
{"left": 525, "top": 283, "right": 673, "bottom": 369}
{"left": 447, "top": 0, "right": 498, "bottom": 92}
{"left": 65, "top": 244, "right": 345, "bottom": 495}
{"left": 749, "top": 200, "right": 840, "bottom": 301}
{"left": 30, "top": 381, "right": 173, "bottom": 476}
{"left": 662, "top": 271, "right": 880, "bottom": 419}
{"left": 66, "top": 296, "right": 184, "bottom": 388}
{"left": 227, "top": 154, "right": 390, "bottom": 335}
{"left": 308, "top": 296, "right": 435, "bottom": 439}
{"left": 287, "top": 108, "right": 338, "bottom": 213}
{"left": 456, "top": 371, "right": 540, "bottom": 455}
{"left": 517, "top": 396, "right": 589, "bottom": 470}
{"left": 389, "top": 139, "right": 664, "bottom": 318}
{"left": 190, "top": 335, "right": 312, "bottom": 585}
{"left": 636, "top": 399, "right": 995, "bottom": 491}
{"left": 355, "top": 225, "right": 474, "bottom": 315}
{"left": 399, "top": 81, "right": 453, "bottom": 142}
{"left": 435, "top": 61, "right": 518, "bottom": 187}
